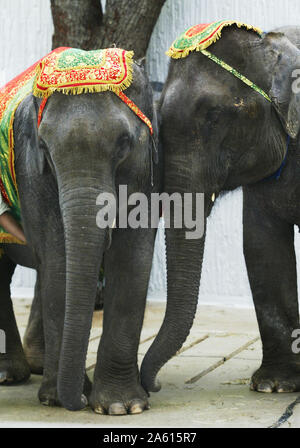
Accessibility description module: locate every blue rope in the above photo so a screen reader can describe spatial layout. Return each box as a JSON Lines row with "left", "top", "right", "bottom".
{"left": 266, "top": 135, "right": 290, "bottom": 181}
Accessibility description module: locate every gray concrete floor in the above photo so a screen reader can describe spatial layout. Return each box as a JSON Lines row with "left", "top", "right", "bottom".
{"left": 1, "top": 299, "right": 299, "bottom": 428}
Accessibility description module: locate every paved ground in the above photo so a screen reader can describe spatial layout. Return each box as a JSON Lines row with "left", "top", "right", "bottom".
{"left": 1, "top": 299, "right": 300, "bottom": 428}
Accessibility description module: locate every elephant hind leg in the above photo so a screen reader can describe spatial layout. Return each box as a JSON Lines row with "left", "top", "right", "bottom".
{"left": 0, "top": 253, "right": 31, "bottom": 384}
{"left": 243, "top": 187, "right": 300, "bottom": 393}
{"left": 23, "top": 274, "right": 44, "bottom": 375}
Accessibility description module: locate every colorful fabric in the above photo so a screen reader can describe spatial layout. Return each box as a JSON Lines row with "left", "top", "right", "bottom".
{"left": 0, "top": 48, "right": 65, "bottom": 243}
{"left": 35, "top": 47, "right": 153, "bottom": 134}
{"left": 167, "top": 21, "right": 263, "bottom": 59}
{"left": 33, "top": 48, "right": 134, "bottom": 97}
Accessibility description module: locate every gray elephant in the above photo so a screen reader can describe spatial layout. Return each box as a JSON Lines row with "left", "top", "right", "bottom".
{"left": 140, "top": 23, "right": 300, "bottom": 395}
{"left": 0, "top": 48, "right": 161, "bottom": 415}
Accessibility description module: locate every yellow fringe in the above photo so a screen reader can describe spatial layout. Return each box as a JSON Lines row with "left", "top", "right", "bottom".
{"left": 33, "top": 50, "right": 134, "bottom": 98}
{"left": 166, "top": 21, "right": 263, "bottom": 59}
{"left": 8, "top": 109, "right": 20, "bottom": 197}
{"left": 0, "top": 234, "right": 26, "bottom": 244}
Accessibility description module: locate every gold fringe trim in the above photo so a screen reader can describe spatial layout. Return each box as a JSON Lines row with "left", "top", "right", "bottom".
{"left": 0, "top": 234, "right": 26, "bottom": 244}
{"left": 8, "top": 107, "right": 20, "bottom": 197}
{"left": 166, "top": 22, "right": 263, "bottom": 59}
{"left": 33, "top": 50, "right": 134, "bottom": 98}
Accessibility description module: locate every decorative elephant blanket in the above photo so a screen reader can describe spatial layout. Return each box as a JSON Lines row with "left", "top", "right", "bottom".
{"left": 167, "top": 20, "right": 263, "bottom": 59}
{"left": 0, "top": 47, "right": 152, "bottom": 243}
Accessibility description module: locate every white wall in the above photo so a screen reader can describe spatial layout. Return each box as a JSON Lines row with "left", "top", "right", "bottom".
{"left": 1, "top": 0, "right": 299, "bottom": 307}
{"left": 0, "top": 0, "right": 53, "bottom": 298}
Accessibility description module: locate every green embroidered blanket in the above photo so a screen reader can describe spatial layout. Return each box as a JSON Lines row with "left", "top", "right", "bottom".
{"left": 167, "top": 20, "right": 263, "bottom": 59}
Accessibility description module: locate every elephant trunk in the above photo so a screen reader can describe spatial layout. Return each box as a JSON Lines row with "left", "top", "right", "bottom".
{"left": 141, "top": 227, "right": 205, "bottom": 392}
{"left": 57, "top": 183, "right": 111, "bottom": 411}
{"left": 141, "top": 154, "right": 207, "bottom": 392}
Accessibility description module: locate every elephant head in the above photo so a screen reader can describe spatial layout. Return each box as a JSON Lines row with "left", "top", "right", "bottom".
{"left": 36, "top": 62, "right": 156, "bottom": 410}
{"left": 140, "top": 26, "right": 300, "bottom": 392}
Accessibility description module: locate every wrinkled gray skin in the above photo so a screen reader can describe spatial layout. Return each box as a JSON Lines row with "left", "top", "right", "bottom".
{"left": 0, "top": 62, "right": 162, "bottom": 414}
{"left": 0, "top": 245, "right": 103, "bottom": 379}
{"left": 0, "top": 245, "right": 40, "bottom": 383}
{"left": 141, "top": 26, "right": 300, "bottom": 395}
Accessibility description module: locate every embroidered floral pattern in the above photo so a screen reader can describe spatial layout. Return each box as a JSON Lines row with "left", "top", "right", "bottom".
{"left": 33, "top": 48, "right": 134, "bottom": 97}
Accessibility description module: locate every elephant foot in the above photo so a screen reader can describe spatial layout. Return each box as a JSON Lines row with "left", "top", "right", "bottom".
{"left": 0, "top": 354, "right": 31, "bottom": 384}
{"left": 39, "top": 373, "right": 92, "bottom": 407}
{"left": 251, "top": 362, "right": 300, "bottom": 393}
{"left": 90, "top": 380, "right": 149, "bottom": 416}
{"left": 23, "top": 344, "right": 44, "bottom": 375}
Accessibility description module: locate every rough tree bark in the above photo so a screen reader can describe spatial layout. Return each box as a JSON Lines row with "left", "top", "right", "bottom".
{"left": 51, "top": 0, "right": 166, "bottom": 59}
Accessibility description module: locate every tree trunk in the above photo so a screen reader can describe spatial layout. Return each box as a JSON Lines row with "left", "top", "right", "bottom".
{"left": 51, "top": 0, "right": 103, "bottom": 50}
{"left": 51, "top": 0, "right": 166, "bottom": 58}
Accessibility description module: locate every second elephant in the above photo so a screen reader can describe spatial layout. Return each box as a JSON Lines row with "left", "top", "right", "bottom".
{"left": 141, "top": 23, "right": 300, "bottom": 395}
{"left": 0, "top": 48, "right": 162, "bottom": 414}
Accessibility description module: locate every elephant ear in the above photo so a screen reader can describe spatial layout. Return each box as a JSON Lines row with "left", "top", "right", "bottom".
{"left": 269, "top": 33, "right": 300, "bottom": 139}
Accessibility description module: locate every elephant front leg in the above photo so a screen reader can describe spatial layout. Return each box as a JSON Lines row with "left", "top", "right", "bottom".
{"left": 243, "top": 188, "right": 300, "bottom": 393}
{"left": 37, "top": 259, "right": 65, "bottom": 406}
{"left": 90, "top": 227, "right": 156, "bottom": 415}
{"left": 0, "top": 253, "right": 30, "bottom": 384}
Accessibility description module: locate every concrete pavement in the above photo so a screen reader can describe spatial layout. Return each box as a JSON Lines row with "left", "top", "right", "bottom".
{"left": 0, "top": 300, "right": 299, "bottom": 428}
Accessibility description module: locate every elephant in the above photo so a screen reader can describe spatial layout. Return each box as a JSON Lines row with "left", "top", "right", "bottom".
{"left": 0, "top": 58, "right": 162, "bottom": 415}
{"left": 140, "top": 25, "right": 300, "bottom": 395}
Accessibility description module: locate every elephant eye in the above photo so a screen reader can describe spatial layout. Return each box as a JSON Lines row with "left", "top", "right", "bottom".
{"left": 116, "top": 134, "right": 132, "bottom": 159}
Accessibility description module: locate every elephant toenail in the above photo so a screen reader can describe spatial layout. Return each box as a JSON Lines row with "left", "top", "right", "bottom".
{"left": 94, "top": 405, "right": 105, "bottom": 415}
{"left": 277, "top": 382, "right": 296, "bottom": 393}
{"left": 257, "top": 382, "right": 274, "bottom": 393}
{"left": 108, "top": 402, "right": 127, "bottom": 415}
{"left": 129, "top": 400, "right": 145, "bottom": 414}
{"left": 41, "top": 398, "right": 50, "bottom": 406}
